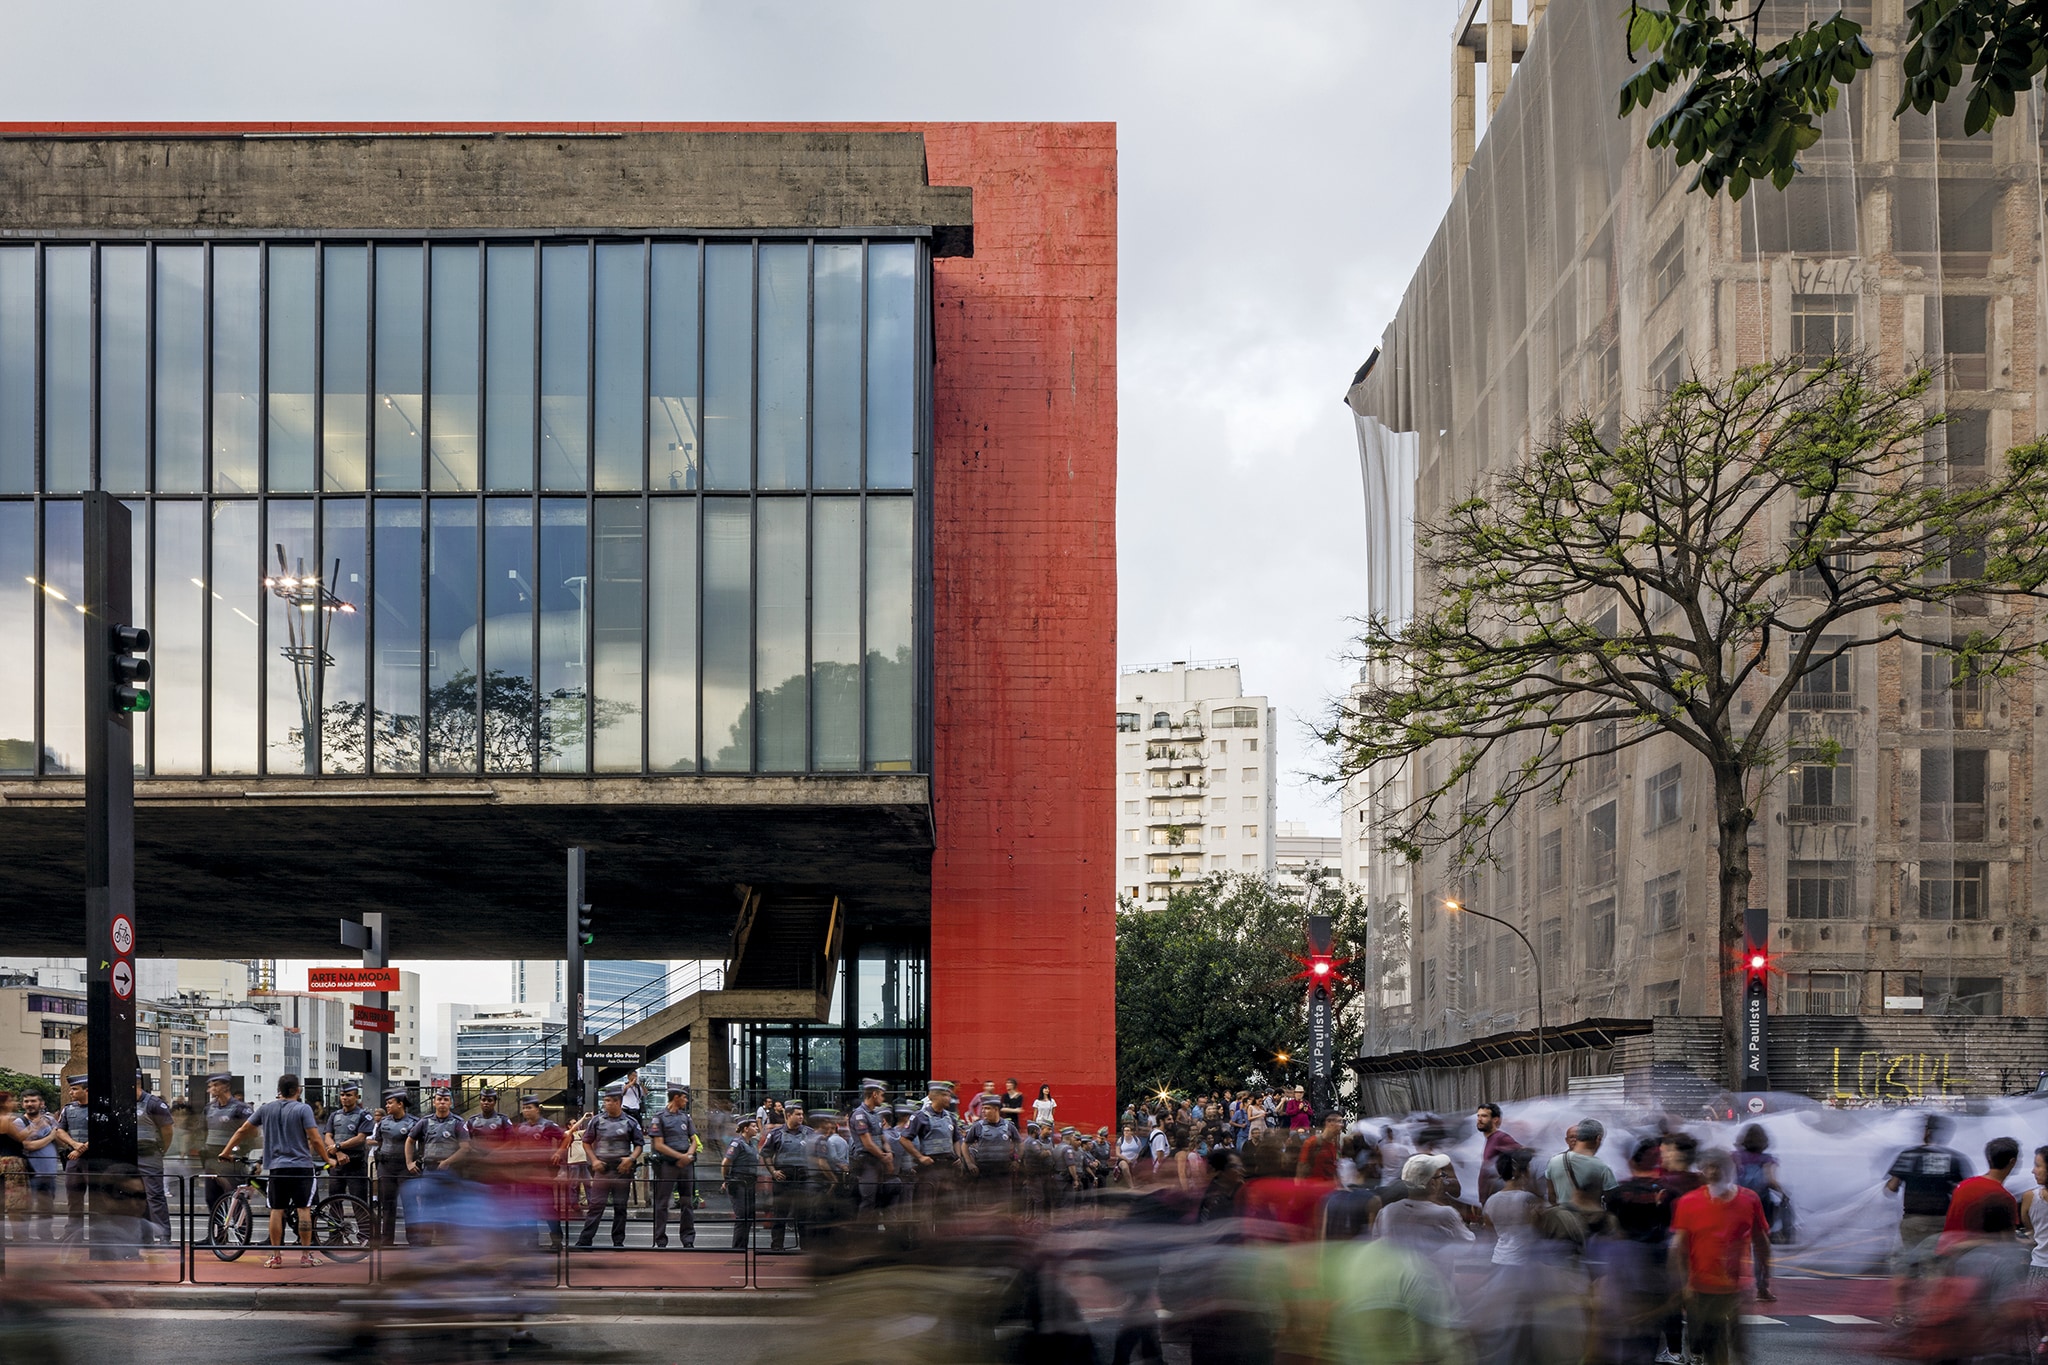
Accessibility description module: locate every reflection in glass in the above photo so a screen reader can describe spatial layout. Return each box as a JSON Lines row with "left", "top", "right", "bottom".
{"left": 867, "top": 243, "right": 916, "bottom": 489}
{"left": 648, "top": 243, "right": 700, "bottom": 491}
{"left": 812, "top": 498, "right": 860, "bottom": 770}
{"left": 757, "top": 244, "right": 808, "bottom": 490}
{"left": 40, "top": 502, "right": 83, "bottom": 773}
{"left": 43, "top": 248, "right": 90, "bottom": 494}
{"left": 323, "top": 246, "right": 369, "bottom": 492}
{"left": 267, "top": 247, "right": 317, "bottom": 493}
{"left": 481, "top": 499, "right": 536, "bottom": 773}
{"left": 0, "top": 249, "right": 31, "bottom": 493}
{"left": 427, "top": 499, "right": 479, "bottom": 772}
{"left": 155, "top": 247, "right": 206, "bottom": 494}
{"left": 486, "top": 244, "right": 535, "bottom": 491}
{"left": 702, "top": 500, "right": 751, "bottom": 769}
{"left": 210, "top": 500, "right": 261, "bottom": 774}
{"left": 592, "top": 499, "right": 644, "bottom": 770}
{"left": 813, "top": 245, "right": 862, "bottom": 489}
{"left": 371, "top": 500, "right": 422, "bottom": 771}
{"left": 756, "top": 499, "right": 805, "bottom": 770}
{"left": 0, "top": 504, "right": 34, "bottom": 770}
{"left": 99, "top": 246, "right": 149, "bottom": 495}
{"left": 263, "top": 501, "right": 316, "bottom": 774}
{"left": 866, "top": 498, "right": 914, "bottom": 770}
{"left": 430, "top": 244, "right": 480, "bottom": 492}
{"left": 321, "top": 501, "right": 368, "bottom": 773}
{"left": 213, "top": 247, "right": 262, "bottom": 494}
{"left": 539, "top": 500, "right": 588, "bottom": 772}
{"left": 856, "top": 942, "right": 925, "bottom": 1027}
{"left": 540, "top": 245, "right": 588, "bottom": 491}
{"left": 374, "top": 246, "right": 424, "bottom": 491}
{"left": 703, "top": 245, "right": 753, "bottom": 490}
{"left": 152, "top": 502, "right": 204, "bottom": 774}
{"left": 594, "top": 244, "right": 645, "bottom": 492}
{"left": 647, "top": 498, "right": 697, "bottom": 770}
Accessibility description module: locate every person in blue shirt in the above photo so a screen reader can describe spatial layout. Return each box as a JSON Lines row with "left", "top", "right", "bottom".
{"left": 219, "top": 1072, "right": 332, "bottom": 1269}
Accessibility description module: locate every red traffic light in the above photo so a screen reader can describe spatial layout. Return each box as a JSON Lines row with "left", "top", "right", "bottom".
{"left": 1312, "top": 959, "right": 1332, "bottom": 977}
{"left": 1748, "top": 953, "right": 1766, "bottom": 971}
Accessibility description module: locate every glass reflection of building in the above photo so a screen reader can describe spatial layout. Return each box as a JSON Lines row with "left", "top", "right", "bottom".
{"left": 0, "top": 237, "right": 925, "bottom": 782}
{"left": 728, "top": 935, "right": 928, "bottom": 1102}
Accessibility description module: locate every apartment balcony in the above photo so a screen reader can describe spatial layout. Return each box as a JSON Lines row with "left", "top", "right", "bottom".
{"left": 1788, "top": 802, "right": 1853, "bottom": 825}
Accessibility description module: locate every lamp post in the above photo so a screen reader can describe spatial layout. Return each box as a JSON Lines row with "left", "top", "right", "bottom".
{"left": 264, "top": 548, "right": 356, "bottom": 775}
{"left": 1443, "top": 899, "right": 1546, "bottom": 1096}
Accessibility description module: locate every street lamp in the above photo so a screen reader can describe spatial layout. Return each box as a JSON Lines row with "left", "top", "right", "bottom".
{"left": 1443, "top": 898, "right": 1547, "bottom": 1094}
{"left": 265, "top": 548, "right": 356, "bottom": 775}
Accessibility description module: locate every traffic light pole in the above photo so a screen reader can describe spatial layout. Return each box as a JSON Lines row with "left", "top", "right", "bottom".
{"left": 1305, "top": 912, "right": 1335, "bottom": 1116}
{"left": 566, "top": 847, "right": 587, "bottom": 1113}
{"left": 83, "top": 492, "right": 142, "bottom": 1225}
{"left": 1741, "top": 906, "right": 1771, "bottom": 1092}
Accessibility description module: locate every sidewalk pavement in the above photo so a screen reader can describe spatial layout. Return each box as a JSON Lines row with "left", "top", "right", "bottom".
{"left": 93, "top": 1284, "right": 814, "bottom": 1316}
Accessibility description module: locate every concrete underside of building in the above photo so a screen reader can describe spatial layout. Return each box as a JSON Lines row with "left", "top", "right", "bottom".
{"left": 0, "top": 122, "right": 1118, "bottom": 1121}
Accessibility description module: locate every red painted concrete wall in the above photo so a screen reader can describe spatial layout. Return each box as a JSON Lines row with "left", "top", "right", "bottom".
{"left": 916, "top": 125, "right": 1118, "bottom": 1131}
{"left": 1, "top": 120, "right": 1120, "bottom": 1127}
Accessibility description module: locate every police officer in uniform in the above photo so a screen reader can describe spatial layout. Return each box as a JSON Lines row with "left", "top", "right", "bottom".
{"left": 848, "top": 1079, "right": 894, "bottom": 1223}
{"left": 407, "top": 1088, "right": 471, "bottom": 1173}
{"left": 896, "top": 1080, "right": 966, "bottom": 1221}
{"left": 721, "top": 1113, "right": 763, "bottom": 1249}
{"left": 759, "top": 1102, "right": 815, "bottom": 1251}
{"left": 322, "top": 1083, "right": 374, "bottom": 1204}
{"left": 963, "top": 1094, "right": 1021, "bottom": 1205}
{"left": 647, "top": 1081, "right": 697, "bottom": 1249}
{"left": 134, "top": 1071, "right": 174, "bottom": 1240}
{"left": 54, "top": 1074, "right": 92, "bottom": 1238}
{"left": 370, "top": 1088, "right": 418, "bottom": 1245}
{"left": 468, "top": 1088, "right": 514, "bottom": 1144}
{"left": 575, "top": 1083, "right": 644, "bottom": 1248}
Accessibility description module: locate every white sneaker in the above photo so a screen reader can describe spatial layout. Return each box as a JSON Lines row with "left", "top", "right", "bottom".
{"left": 1654, "top": 1351, "right": 1683, "bottom": 1365}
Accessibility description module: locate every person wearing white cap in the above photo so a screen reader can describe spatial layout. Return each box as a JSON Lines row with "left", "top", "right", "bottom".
{"left": 1374, "top": 1153, "right": 1474, "bottom": 1247}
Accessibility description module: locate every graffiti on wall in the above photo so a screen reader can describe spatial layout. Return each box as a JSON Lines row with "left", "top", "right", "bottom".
{"left": 1829, "top": 1047, "right": 1971, "bottom": 1100}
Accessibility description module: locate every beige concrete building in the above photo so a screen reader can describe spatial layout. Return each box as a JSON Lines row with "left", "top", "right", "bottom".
{"left": 0, "top": 977, "right": 206, "bottom": 1093}
{"left": 1348, "top": 0, "right": 2047, "bottom": 1087}
{"left": 1116, "top": 662, "right": 1278, "bottom": 901}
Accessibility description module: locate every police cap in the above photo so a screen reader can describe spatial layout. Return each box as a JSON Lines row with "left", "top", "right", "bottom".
{"left": 926, "top": 1079, "right": 956, "bottom": 1094}
{"left": 859, "top": 1078, "right": 887, "bottom": 1094}
{"left": 601, "top": 1082, "right": 626, "bottom": 1098}
{"left": 666, "top": 1081, "right": 689, "bottom": 1096}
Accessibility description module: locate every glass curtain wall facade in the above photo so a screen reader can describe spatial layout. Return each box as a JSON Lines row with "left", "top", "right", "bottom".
{"left": 0, "top": 236, "right": 927, "bottom": 779}
{"left": 729, "top": 936, "right": 927, "bottom": 1103}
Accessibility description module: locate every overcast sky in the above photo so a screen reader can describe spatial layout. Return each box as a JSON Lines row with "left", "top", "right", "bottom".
{"left": 19, "top": 2, "right": 1460, "bottom": 1048}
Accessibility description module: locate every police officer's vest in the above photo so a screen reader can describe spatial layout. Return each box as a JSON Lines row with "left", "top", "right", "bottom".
{"left": 725, "top": 1135, "right": 761, "bottom": 1180}
{"left": 583, "top": 1113, "right": 641, "bottom": 1163}
{"left": 848, "top": 1104, "right": 887, "bottom": 1167}
{"left": 374, "top": 1113, "right": 417, "bottom": 1163}
{"left": 650, "top": 1108, "right": 694, "bottom": 1163}
{"left": 134, "top": 1094, "right": 165, "bottom": 1159}
{"left": 415, "top": 1113, "right": 466, "bottom": 1163}
{"left": 967, "top": 1118, "right": 1017, "bottom": 1166}
{"left": 468, "top": 1111, "right": 513, "bottom": 1142}
{"left": 765, "top": 1125, "right": 815, "bottom": 1182}
{"left": 915, "top": 1106, "right": 957, "bottom": 1157}
{"left": 327, "top": 1105, "right": 374, "bottom": 1148}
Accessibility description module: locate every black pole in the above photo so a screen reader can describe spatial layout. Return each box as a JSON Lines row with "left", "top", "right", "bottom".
{"left": 83, "top": 492, "right": 142, "bottom": 1234}
{"left": 1306, "top": 911, "right": 1335, "bottom": 1115}
{"left": 1740, "top": 905, "right": 1770, "bottom": 1092}
{"left": 566, "top": 846, "right": 585, "bottom": 1112}
{"left": 1446, "top": 901, "right": 1545, "bottom": 1097}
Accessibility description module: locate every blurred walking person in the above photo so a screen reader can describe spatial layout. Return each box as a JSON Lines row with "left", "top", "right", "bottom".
{"left": 1885, "top": 1112, "right": 1971, "bottom": 1325}
{"left": 1669, "top": 1148, "right": 1771, "bottom": 1365}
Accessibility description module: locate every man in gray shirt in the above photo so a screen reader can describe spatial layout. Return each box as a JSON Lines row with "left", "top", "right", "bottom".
{"left": 1376, "top": 1153, "right": 1477, "bottom": 1250}
{"left": 220, "top": 1073, "right": 331, "bottom": 1269}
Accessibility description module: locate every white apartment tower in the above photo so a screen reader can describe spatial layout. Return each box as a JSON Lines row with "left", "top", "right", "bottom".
{"left": 1116, "top": 661, "right": 1277, "bottom": 902}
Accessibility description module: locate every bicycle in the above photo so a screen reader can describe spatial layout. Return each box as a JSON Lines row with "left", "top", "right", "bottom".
{"left": 207, "top": 1159, "right": 372, "bottom": 1263}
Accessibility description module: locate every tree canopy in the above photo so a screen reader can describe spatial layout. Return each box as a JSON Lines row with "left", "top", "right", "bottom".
{"left": 1620, "top": 1, "right": 2044, "bottom": 196}
{"left": 1115, "top": 872, "right": 1366, "bottom": 1108}
{"left": 1324, "top": 358, "right": 2048, "bottom": 1083}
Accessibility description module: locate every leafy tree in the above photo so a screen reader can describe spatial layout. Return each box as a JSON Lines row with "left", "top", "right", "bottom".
{"left": 1323, "top": 359, "right": 2048, "bottom": 1087}
{"left": 0, "top": 1068, "right": 60, "bottom": 1107}
{"left": 1115, "top": 872, "right": 1366, "bottom": 1109}
{"left": 308, "top": 669, "right": 625, "bottom": 772}
{"left": 1619, "top": 1, "right": 2041, "bottom": 196}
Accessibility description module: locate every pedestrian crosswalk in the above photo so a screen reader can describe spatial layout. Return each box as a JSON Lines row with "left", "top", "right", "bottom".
{"left": 1743, "top": 1314, "right": 1880, "bottom": 1327}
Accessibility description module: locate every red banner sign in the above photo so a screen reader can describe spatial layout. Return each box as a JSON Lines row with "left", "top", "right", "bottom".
{"left": 308, "top": 966, "right": 401, "bottom": 993}
{"left": 351, "top": 1003, "right": 395, "bottom": 1033}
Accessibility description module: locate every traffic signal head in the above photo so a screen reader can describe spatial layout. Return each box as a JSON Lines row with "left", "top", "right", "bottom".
{"left": 577, "top": 902, "right": 594, "bottom": 947}
{"left": 110, "top": 624, "right": 152, "bottom": 713}
{"left": 1310, "top": 957, "right": 1332, "bottom": 979}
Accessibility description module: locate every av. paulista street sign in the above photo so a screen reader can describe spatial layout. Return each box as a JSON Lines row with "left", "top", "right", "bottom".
{"left": 308, "top": 966, "right": 402, "bottom": 993}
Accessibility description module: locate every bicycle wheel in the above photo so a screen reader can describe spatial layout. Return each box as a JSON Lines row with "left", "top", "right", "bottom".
{"left": 311, "top": 1193, "right": 372, "bottom": 1263}
{"left": 209, "top": 1194, "right": 252, "bottom": 1262}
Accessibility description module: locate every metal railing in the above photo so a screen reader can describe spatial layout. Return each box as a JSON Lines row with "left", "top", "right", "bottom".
{"left": 463, "top": 960, "right": 728, "bottom": 1089}
{"left": 0, "top": 1168, "right": 807, "bottom": 1289}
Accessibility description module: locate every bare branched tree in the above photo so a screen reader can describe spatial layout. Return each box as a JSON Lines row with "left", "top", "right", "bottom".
{"left": 1323, "top": 358, "right": 2048, "bottom": 1085}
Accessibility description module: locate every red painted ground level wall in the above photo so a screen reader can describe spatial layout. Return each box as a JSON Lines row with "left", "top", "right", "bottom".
{"left": 3, "top": 120, "right": 1120, "bottom": 1126}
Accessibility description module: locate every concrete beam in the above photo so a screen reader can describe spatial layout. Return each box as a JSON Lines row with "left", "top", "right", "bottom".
{"left": 0, "top": 129, "right": 974, "bottom": 257}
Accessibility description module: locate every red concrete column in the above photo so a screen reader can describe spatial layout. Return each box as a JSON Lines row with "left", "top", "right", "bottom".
{"left": 919, "top": 124, "right": 1119, "bottom": 1130}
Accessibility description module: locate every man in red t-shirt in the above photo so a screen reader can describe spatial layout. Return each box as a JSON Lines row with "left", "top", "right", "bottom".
{"left": 1474, "top": 1101, "right": 1518, "bottom": 1200}
{"left": 1296, "top": 1111, "right": 1344, "bottom": 1184}
{"left": 1670, "top": 1148, "right": 1772, "bottom": 1365}
{"left": 1941, "top": 1135, "right": 2020, "bottom": 1254}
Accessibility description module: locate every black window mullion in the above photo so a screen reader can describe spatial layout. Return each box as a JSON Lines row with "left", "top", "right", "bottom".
{"left": 693, "top": 239, "right": 706, "bottom": 774}
{"left": 748, "top": 238, "right": 759, "bottom": 773}
{"left": 420, "top": 240, "right": 432, "bottom": 493}
{"left": 255, "top": 493, "right": 268, "bottom": 776}
{"left": 584, "top": 239, "right": 596, "bottom": 767}
{"left": 200, "top": 243, "right": 214, "bottom": 776}
{"left": 529, "top": 489, "right": 540, "bottom": 775}
{"left": 415, "top": 491, "right": 428, "bottom": 776}
{"left": 88, "top": 242, "right": 100, "bottom": 493}
{"left": 639, "top": 237, "right": 652, "bottom": 775}
{"left": 803, "top": 239, "right": 815, "bottom": 775}
{"left": 472, "top": 488, "right": 484, "bottom": 775}
{"left": 856, "top": 240, "right": 869, "bottom": 771}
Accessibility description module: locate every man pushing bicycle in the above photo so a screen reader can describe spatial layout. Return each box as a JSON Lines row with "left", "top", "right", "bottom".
{"left": 219, "top": 1072, "right": 334, "bottom": 1269}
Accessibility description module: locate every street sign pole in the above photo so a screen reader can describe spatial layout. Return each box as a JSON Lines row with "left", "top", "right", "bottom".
{"left": 83, "top": 493, "right": 141, "bottom": 1222}
{"left": 566, "top": 848, "right": 586, "bottom": 1113}
{"left": 340, "top": 915, "right": 389, "bottom": 1105}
